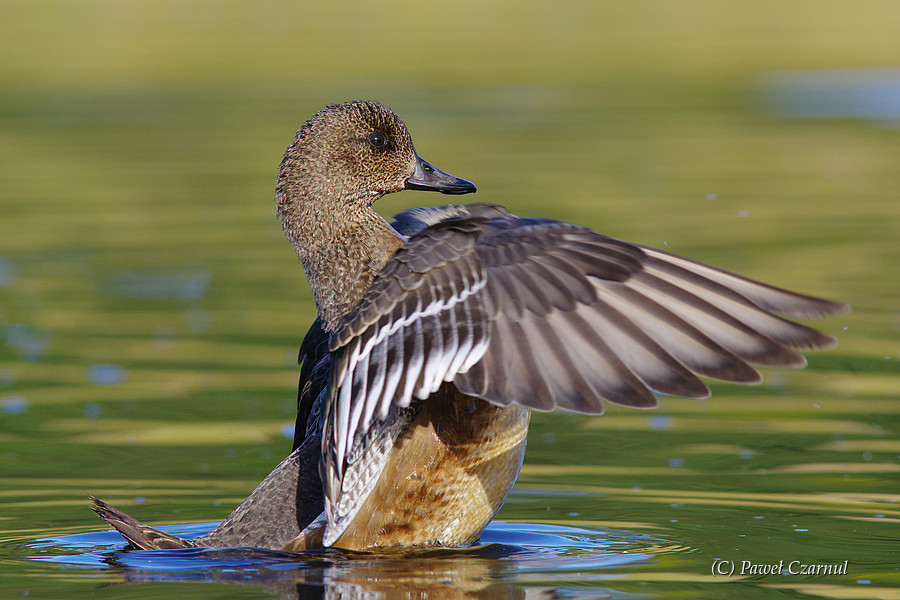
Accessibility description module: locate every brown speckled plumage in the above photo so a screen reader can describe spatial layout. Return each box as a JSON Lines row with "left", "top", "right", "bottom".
{"left": 275, "top": 102, "right": 415, "bottom": 332}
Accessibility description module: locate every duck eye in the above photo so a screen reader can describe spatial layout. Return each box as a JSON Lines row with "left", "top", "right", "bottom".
{"left": 368, "top": 132, "right": 387, "bottom": 149}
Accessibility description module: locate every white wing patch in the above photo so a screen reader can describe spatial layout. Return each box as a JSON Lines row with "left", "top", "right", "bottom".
{"left": 328, "top": 273, "right": 489, "bottom": 495}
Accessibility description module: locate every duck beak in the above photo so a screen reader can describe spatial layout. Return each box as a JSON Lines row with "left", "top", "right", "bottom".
{"left": 405, "top": 154, "right": 476, "bottom": 195}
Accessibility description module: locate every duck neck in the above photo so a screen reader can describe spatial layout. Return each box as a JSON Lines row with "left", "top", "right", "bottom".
{"left": 280, "top": 192, "right": 405, "bottom": 333}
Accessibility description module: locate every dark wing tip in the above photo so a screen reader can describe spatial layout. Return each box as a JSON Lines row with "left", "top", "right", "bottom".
{"left": 787, "top": 327, "right": 839, "bottom": 351}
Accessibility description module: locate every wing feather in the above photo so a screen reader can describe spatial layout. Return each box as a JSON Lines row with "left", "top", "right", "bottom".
{"left": 318, "top": 204, "right": 846, "bottom": 542}
{"left": 639, "top": 246, "right": 849, "bottom": 320}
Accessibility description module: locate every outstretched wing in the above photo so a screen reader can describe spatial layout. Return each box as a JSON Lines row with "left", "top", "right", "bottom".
{"left": 321, "top": 203, "right": 848, "bottom": 530}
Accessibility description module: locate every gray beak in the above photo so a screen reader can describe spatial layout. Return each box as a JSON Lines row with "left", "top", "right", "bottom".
{"left": 405, "top": 154, "right": 476, "bottom": 195}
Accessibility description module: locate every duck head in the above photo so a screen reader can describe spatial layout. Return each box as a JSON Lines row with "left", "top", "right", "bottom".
{"left": 276, "top": 101, "right": 474, "bottom": 215}
{"left": 275, "top": 101, "right": 475, "bottom": 330}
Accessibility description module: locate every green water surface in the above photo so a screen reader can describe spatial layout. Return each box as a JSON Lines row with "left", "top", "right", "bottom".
{"left": 1, "top": 2, "right": 899, "bottom": 598}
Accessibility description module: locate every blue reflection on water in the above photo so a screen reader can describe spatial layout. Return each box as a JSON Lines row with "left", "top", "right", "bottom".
{"left": 87, "top": 363, "right": 127, "bottom": 385}
{"left": 761, "top": 68, "right": 900, "bottom": 125}
{"left": 82, "top": 403, "right": 102, "bottom": 419}
{"left": 0, "top": 257, "right": 15, "bottom": 286}
{"left": 647, "top": 415, "right": 672, "bottom": 430}
{"left": 2, "top": 395, "right": 28, "bottom": 415}
{"left": 1, "top": 324, "right": 51, "bottom": 362}
{"left": 21, "top": 520, "right": 661, "bottom": 596}
{"left": 106, "top": 270, "right": 211, "bottom": 300}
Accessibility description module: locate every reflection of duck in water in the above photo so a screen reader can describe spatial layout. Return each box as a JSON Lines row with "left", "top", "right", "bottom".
{"left": 92, "top": 101, "right": 848, "bottom": 552}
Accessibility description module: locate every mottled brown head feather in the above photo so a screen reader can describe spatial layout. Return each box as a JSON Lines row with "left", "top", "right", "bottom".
{"left": 275, "top": 102, "right": 416, "bottom": 330}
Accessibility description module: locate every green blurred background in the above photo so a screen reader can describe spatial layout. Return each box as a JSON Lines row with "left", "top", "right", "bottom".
{"left": 1, "top": 1, "right": 899, "bottom": 597}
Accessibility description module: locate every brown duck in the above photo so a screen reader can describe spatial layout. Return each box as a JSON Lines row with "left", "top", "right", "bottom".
{"left": 92, "top": 100, "right": 848, "bottom": 552}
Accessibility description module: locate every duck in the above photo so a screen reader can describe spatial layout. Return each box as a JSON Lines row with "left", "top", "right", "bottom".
{"left": 92, "top": 100, "right": 848, "bottom": 552}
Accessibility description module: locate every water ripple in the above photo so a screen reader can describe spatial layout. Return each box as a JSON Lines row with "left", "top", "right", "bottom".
{"left": 19, "top": 521, "right": 661, "bottom": 598}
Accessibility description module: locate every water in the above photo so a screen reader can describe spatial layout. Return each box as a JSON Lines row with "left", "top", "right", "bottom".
{"left": 2, "top": 1, "right": 899, "bottom": 598}
{"left": 12, "top": 522, "right": 658, "bottom": 598}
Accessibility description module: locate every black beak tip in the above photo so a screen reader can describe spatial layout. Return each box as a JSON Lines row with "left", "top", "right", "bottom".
{"left": 441, "top": 178, "right": 477, "bottom": 195}
{"left": 406, "top": 155, "right": 477, "bottom": 195}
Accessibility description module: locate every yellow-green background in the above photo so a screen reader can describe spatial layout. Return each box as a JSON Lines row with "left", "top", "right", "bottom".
{"left": 1, "top": 1, "right": 898, "bottom": 598}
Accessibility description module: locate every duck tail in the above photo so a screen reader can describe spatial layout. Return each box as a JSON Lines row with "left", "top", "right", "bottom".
{"left": 89, "top": 496, "right": 197, "bottom": 550}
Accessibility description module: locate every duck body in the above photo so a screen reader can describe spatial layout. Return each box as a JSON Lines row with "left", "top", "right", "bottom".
{"left": 92, "top": 101, "right": 848, "bottom": 553}
{"left": 291, "top": 386, "right": 529, "bottom": 551}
